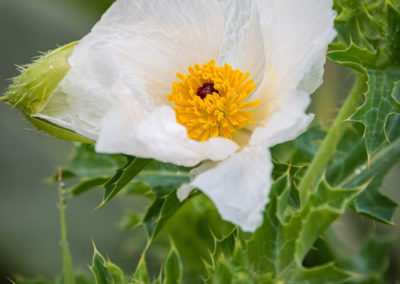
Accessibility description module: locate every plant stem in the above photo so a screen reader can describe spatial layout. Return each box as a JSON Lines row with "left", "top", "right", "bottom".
{"left": 298, "top": 72, "right": 366, "bottom": 206}
{"left": 58, "top": 169, "right": 75, "bottom": 284}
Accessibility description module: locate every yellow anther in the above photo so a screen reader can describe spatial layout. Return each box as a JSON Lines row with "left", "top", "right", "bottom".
{"left": 167, "top": 60, "right": 259, "bottom": 141}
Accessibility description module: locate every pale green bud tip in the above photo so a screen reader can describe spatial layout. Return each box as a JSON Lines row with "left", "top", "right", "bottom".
{"left": 1, "top": 41, "right": 78, "bottom": 114}
{"left": 1, "top": 41, "right": 94, "bottom": 144}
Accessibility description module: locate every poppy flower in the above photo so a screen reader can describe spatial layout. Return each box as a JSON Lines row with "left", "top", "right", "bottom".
{"left": 33, "top": 0, "right": 336, "bottom": 231}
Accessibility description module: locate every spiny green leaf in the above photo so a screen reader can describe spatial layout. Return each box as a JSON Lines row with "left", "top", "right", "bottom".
{"left": 206, "top": 261, "right": 234, "bottom": 284}
{"left": 119, "top": 211, "right": 142, "bottom": 230}
{"left": 123, "top": 161, "right": 190, "bottom": 198}
{"left": 337, "top": 236, "right": 393, "bottom": 283}
{"left": 330, "top": 0, "right": 400, "bottom": 69}
{"left": 330, "top": 1, "right": 400, "bottom": 160}
{"left": 211, "top": 229, "right": 237, "bottom": 261}
{"left": 302, "top": 237, "right": 336, "bottom": 267}
{"left": 353, "top": 177, "right": 398, "bottom": 224}
{"left": 343, "top": 135, "right": 400, "bottom": 223}
{"left": 352, "top": 69, "right": 400, "bottom": 156}
{"left": 100, "top": 157, "right": 152, "bottom": 207}
{"left": 59, "top": 145, "right": 190, "bottom": 199}
{"left": 326, "top": 123, "right": 367, "bottom": 187}
{"left": 204, "top": 229, "right": 238, "bottom": 279}
{"left": 143, "top": 189, "right": 185, "bottom": 240}
{"left": 122, "top": 181, "right": 153, "bottom": 197}
{"left": 386, "top": 1, "right": 400, "bottom": 63}
{"left": 54, "top": 144, "right": 127, "bottom": 197}
{"left": 204, "top": 229, "right": 252, "bottom": 284}
{"left": 106, "top": 263, "right": 128, "bottom": 284}
{"left": 69, "top": 144, "right": 126, "bottom": 178}
{"left": 52, "top": 144, "right": 125, "bottom": 182}
{"left": 206, "top": 240, "right": 255, "bottom": 284}
{"left": 163, "top": 246, "right": 183, "bottom": 284}
{"left": 247, "top": 176, "right": 360, "bottom": 282}
{"left": 275, "top": 262, "right": 356, "bottom": 284}
{"left": 90, "top": 248, "right": 113, "bottom": 284}
{"left": 165, "top": 195, "right": 234, "bottom": 275}
{"left": 132, "top": 256, "right": 150, "bottom": 284}
{"left": 271, "top": 126, "right": 326, "bottom": 191}
{"left": 152, "top": 275, "right": 162, "bottom": 284}
{"left": 328, "top": 43, "right": 388, "bottom": 72}
{"left": 333, "top": 0, "right": 386, "bottom": 49}
{"left": 90, "top": 246, "right": 128, "bottom": 284}
{"left": 70, "top": 177, "right": 108, "bottom": 197}
{"left": 271, "top": 126, "right": 326, "bottom": 167}
{"left": 274, "top": 122, "right": 398, "bottom": 224}
{"left": 134, "top": 161, "right": 191, "bottom": 196}
{"left": 324, "top": 120, "right": 399, "bottom": 224}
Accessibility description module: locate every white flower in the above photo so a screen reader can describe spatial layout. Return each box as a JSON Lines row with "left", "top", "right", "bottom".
{"left": 33, "top": 0, "right": 336, "bottom": 232}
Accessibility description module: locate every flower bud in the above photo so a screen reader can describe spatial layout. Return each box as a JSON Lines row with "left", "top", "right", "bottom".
{"left": 2, "top": 42, "right": 77, "bottom": 114}
{"left": 1, "top": 41, "right": 94, "bottom": 143}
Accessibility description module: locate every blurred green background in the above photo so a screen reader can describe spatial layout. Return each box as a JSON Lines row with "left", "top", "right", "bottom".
{"left": 0, "top": 0, "right": 399, "bottom": 283}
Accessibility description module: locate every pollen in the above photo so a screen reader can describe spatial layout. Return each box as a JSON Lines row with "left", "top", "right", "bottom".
{"left": 167, "top": 60, "right": 259, "bottom": 142}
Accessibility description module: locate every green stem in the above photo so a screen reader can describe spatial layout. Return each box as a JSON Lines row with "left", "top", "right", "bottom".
{"left": 298, "top": 72, "right": 366, "bottom": 206}
{"left": 58, "top": 169, "right": 75, "bottom": 284}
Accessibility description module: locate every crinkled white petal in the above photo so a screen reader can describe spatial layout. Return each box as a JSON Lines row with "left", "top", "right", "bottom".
{"left": 253, "top": 0, "right": 336, "bottom": 97}
{"left": 247, "top": 0, "right": 335, "bottom": 146}
{"left": 177, "top": 184, "right": 196, "bottom": 201}
{"left": 84, "top": 0, "right": 225, "bottom": 108}
{"left": 177, "top": 162, "right": 215, "bottom": 201}
{"left": 36, "top": 0, "right": 225, "bottom": 138}
{"left": 96, "top": 82, "right": 239, "bottom": 167}
{"left": 298, "top": 52, "right": 328, "bottom": 95}
{"left": 219, "top": 0, "right": 265, "bottom": 87}
{"left": 33, "top": 84, "right": 111, "bottom": 140}
{"left": 185, "top": 146, "right": 272, "bottom": 232}
{"left": 250, "top": 90, "right": 314, "bottom": 147}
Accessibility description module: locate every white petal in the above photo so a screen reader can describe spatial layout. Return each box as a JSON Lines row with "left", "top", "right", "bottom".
{"left": 246, "top": 0, "right": 335, "bottom": 145}
{"left": 177, "top": 162, "right": 215, "bottom": 201}
{"left": 37, "top": 0, "right": 225, "bottom": 137}
{"left": 33, "top": 82, "right": 112, "bottom": 140}
{"left": 253, "top": 0, "right": 336, "bottom": 96}
{"left": 96, "top": 84, "right": 239, "bottom": 167}
{"left": 219, "top": 0, "right": 265, "bottom": 86}
{"left": 177, "top": 184, "right": 196, "bottom": 201}
{"left": 298, "top": 52, "right": 328, "bottom": 95}
{"left": 250, "top": 90, "right": 314, "bottom": 147}
{"left": 78, "top": 0, "right": 225, "bottom": 108}
{"left": 190, "top": 146, "right": 272, "bottom": 232}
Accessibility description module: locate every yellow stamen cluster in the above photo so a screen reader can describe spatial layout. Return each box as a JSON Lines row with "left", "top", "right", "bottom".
{"left": 167, "top": 60, "right": 259, "bottom": 142}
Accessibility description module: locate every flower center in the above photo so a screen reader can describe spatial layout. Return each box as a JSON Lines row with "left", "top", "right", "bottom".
{"left": 167, "top": 60, "right": 259, "bottom": 142}
{"left": 196, "top": 83, "right": 219, "bottom": 99}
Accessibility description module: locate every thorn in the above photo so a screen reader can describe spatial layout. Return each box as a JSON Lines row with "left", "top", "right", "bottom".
{"left": 7, "top": 277, "right": 16, "bottom": 284}
{"left": 93, "top": 201, "right": 105, "bottom": 212}
{"left": 15, "top": 64, "right": 26, "bottom": 71}
{"left": 367, "top": 154, "right": 371, "bottom": 169}
{"left": 58, "top": 168, "right": 63, "bottom": 184}
{"left": 11, "top": 95, "right": 25, "bottom": 109}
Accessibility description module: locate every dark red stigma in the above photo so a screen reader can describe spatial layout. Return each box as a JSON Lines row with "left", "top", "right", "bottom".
{"left": 196, "top": 83, "right": 219, "bottom": 99}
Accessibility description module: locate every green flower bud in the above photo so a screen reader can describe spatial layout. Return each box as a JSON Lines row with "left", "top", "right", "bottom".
{"left": 2, "top": 42, "right": 77, "bottom": 114}
{"left": 1, "top": 41, "right": 94, "bottom": 144}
